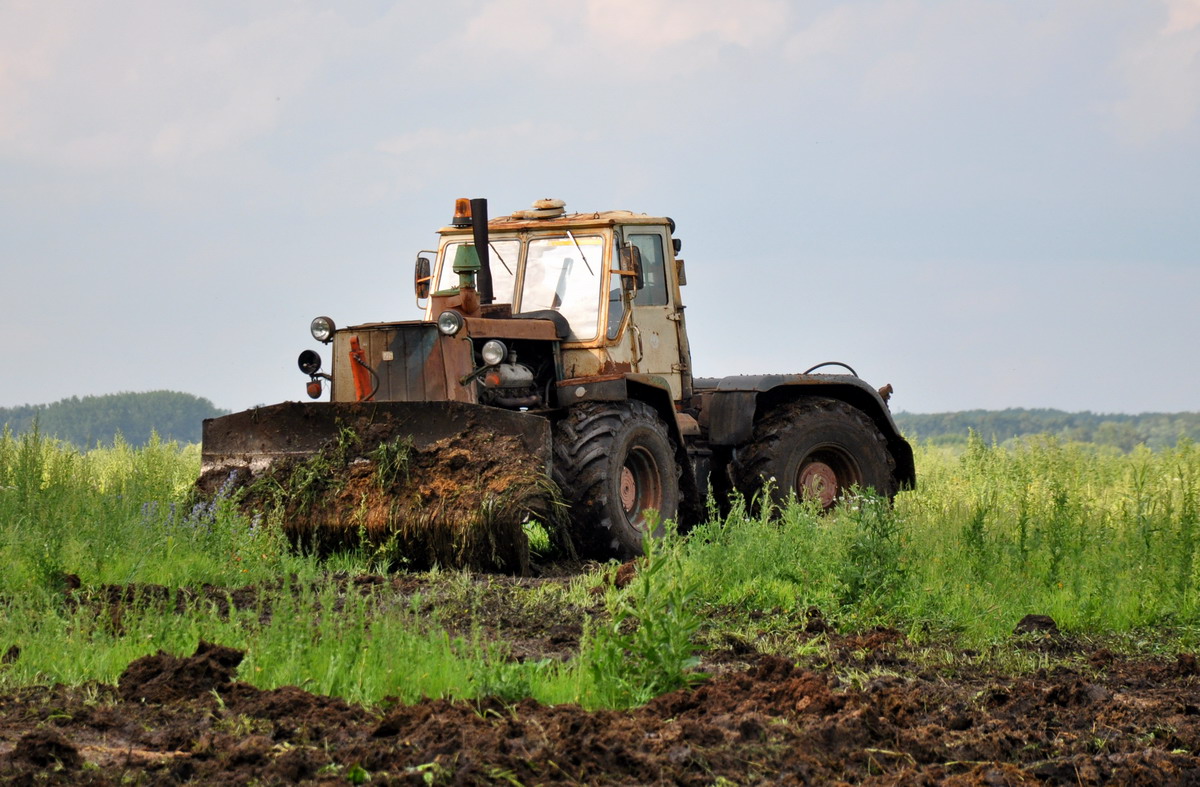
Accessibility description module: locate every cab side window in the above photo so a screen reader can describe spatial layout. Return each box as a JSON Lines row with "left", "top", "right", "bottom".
{"left": 628, "top": 234, "right": 668, "bottom": 307}
{"left": 606, "top": 270, "right": 625, "bottom": 340}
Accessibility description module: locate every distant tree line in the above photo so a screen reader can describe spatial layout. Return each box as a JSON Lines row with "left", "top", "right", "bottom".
{"left": 4, "top": 393, "right": 1196, "bottom": 453}
{"left": 893, "top": 408, "right": 1200, "bottom": 452}
{"left": 0, "top": 391, "right": 229, "bottom": 448}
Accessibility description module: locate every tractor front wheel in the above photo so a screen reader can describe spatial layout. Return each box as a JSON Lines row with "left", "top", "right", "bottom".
{"left": 553, "top": 401, "right": 680, "bottom": 558}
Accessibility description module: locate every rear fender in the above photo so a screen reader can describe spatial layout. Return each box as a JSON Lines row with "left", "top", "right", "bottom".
{"left": 700, "top": 374, "right": 915, "bottom": 490}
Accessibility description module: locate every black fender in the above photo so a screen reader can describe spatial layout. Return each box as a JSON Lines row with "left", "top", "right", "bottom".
{"left": 696, "top": 374, "right": 915, "bottom": 491}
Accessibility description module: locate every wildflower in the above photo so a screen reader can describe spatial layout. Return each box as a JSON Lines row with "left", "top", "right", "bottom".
{"left": 215, "top": 471, "right": 239, "bottom": 500}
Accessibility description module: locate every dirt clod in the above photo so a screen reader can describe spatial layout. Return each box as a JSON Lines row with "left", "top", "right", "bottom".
{"left": 612, "top": 559, "right": 638, "bottom": 588}
{"left": 804, "top": 606, "right": 833, "bottom": 634}
{"left": 1014, "top": 614, "right": 1058, "bottom": 634}
{"left": 118, "top": 640, "right": 243, "bottom": 703}
{"left": 9, "top": 729, "right": 82, "bottom": 769}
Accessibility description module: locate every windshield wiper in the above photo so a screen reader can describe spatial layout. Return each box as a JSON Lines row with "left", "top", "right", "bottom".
{"left": 565, "top": 231, "right": 594, "bottom": 276}
{"left": 488, "top": 242, "right": 513, "bottom": 275}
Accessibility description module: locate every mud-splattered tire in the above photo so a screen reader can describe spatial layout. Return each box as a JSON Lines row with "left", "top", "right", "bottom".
{"left": 732, "top": 398, "right": 897, "bottom": 510}
{"left": 553, "top": 401, "right": 680, "bottom": 559}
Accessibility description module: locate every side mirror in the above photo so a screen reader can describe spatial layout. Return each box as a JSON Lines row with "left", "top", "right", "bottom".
{"left": 414, "top": 256, "right": 432, "bottom": 299}
{"left": 618, "top": 245, "right": 644, "bottom": 291}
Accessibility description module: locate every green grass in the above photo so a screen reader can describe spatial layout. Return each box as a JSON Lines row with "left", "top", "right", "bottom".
{"left": 2, "top": 426, "right": 1200, "bottom": 708}
{"left": 0, "top": 427, "right": 694, "bottom": 708}
{"left": 680, "top": 433, "right": 1200, "bottom": 646}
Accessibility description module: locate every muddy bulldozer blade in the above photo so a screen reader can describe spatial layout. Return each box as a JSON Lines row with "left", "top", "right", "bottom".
{"left": 200, "top": 400, "right": 552, "bottom": 482}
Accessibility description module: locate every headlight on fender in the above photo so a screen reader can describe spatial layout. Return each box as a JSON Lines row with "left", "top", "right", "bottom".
{"left": 481, "top": 340, "right": 507, "bottom": 366}
{"left": 437, "top": 310, "right": 464, "bottom": 336}
{"left": 310, "top": 316, "right": 336, "bottom": 343}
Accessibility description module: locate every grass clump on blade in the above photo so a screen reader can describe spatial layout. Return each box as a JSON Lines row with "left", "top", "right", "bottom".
{"left": 370, "top": 436, "right": 413, "bottom": 490}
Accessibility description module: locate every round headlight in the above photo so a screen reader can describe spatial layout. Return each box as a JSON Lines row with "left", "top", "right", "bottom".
{"left": 310, "top": 316, "right": 336, "bottom": 343}
{"left": 437, "top": 310, "right": 464, "bottom": 336}
{"left": 481, "top": 340, "right": 507, "bottom": 366}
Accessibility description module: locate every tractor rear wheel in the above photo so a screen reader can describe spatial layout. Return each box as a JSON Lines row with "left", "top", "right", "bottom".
{"left": 553, "top": 401, "right": 680, "bottom": 558}
{"left": 732, "top": 398, "right": 896, "bottom": 510}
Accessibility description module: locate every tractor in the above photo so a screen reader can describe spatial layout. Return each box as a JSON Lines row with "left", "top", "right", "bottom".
{"left": 201, "top": 197, "right": 914, "bottom": 559}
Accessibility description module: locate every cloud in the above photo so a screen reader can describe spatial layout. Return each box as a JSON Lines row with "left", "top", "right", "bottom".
{"left": 0, "top": 3, "right": 351, "bottom": 169}
{"left": 783, "top": 2, "right": 907, "bottom": 65}
{"left": 441, "top": 0, "right": 788, "bottom": 80}
{"left": 0, "top": 2, "right": 82, "bottom": 144}
{"left": 144, "top": 10, "right": 351, "bottom": 163}
{"left": 375, "top": 120, "right": 588, "bottom": 183}
{"left": 585, "top": 0, "right": 788, "bottom": 50}
{"left": 780, "top": 1, "right": 1049, "bottom": 106}
{"left": 458, "top": 0, "right": 568, "bottom": 53}
{"left": 1111, "top": 0, "right": 1200, "bottom": 144}
{"left": 1165, "top": 0, "right": 1200, "bottom": 33}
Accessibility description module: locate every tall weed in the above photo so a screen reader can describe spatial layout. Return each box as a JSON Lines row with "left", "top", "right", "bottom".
{"left": 582, "top": 527, "right": 705, "bottom": 709}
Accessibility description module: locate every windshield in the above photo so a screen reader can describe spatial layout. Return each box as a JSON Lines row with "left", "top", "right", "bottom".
{"left": 520, "top": 234, "right": 603, "bottom": 342}
{"left": 436, "top": 239, "right": 520, "bottom": 302}
{"left": 433, "top": 233, "right": 606, "bottom": 342}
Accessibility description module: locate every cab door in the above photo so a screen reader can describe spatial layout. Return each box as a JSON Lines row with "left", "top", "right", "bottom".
{"left": 621, "top": 227, "right": 690, "bottom": 401}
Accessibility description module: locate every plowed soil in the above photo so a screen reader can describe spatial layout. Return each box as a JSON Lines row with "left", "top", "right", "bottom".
{"left": 4, "top": 574, "right": 1200, "bottom": 785}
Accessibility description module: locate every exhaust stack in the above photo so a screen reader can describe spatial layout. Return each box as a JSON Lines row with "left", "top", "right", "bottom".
{"left": 470, "top": 198, "right": 493, "bottom": 305}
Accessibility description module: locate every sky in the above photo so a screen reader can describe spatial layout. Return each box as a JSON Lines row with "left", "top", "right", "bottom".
{"left": 1, "top": 0, "right": 1198, "bottom": 415}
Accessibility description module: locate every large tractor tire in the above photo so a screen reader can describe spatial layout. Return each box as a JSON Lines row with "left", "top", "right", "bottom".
{"left": 732, "top": 397, "right": 897, "bottom": 511}
{"left": 553, "top": 401, "right": 681, "bottom": 558}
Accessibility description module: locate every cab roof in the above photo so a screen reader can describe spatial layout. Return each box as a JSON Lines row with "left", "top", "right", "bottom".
{"left": 437, "top": 208, "right": 670, "bottom": 236}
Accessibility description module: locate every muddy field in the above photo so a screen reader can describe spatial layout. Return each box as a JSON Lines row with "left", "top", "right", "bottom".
{"left": 3, "top": 571, "right": 1200, "bottom": 785}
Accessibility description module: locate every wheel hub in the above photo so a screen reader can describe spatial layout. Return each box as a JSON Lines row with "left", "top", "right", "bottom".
{"left": 620, "top": 466, "right": 638, "bottom": 512}
{"left": 619, "top": 447, "right": 663, "bottom": 531}
{"left": 798, "top": 461, "right": 839, "bottom": 508}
